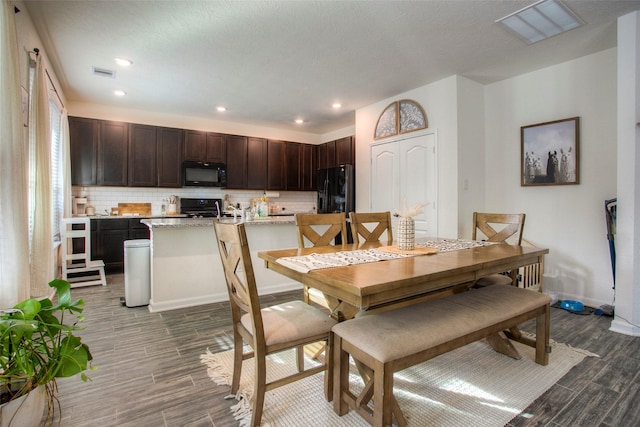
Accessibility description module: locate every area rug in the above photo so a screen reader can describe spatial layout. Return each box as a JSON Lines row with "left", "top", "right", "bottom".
{"left": 201, "top": 339, "right": 597, "bottom": 427}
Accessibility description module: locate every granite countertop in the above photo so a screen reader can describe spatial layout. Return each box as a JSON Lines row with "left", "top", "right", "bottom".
{"left": 86, "top": 214, "right": 188, "bottom": 220}
{"left": 141, "top": 216, "right": 297, "bottom": 228}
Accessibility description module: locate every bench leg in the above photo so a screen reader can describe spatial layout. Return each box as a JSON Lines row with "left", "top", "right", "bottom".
{"left": 485, "top": 332, "right": 522, "bottom": 360}
{"left": 373, "top": 359, "right": 395, "bottom": 427}
{"left": 535, "top": 304, "right": 550, "bottom": 365}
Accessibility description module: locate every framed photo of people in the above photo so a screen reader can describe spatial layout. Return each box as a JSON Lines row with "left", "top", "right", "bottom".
{"left": 521, "top": 117, "right": 579, "bottom": 186}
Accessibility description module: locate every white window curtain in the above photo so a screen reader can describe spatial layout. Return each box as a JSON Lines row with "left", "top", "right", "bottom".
{"left": 29, "top": 53, "right": 54, "bottom": 297}
{"left": 61, "top": 109, "right": 72, "bottom": 218}
{"left": 49, "top": 98, "right": 63, "bottom": 239}
{"left": 0, "top": 0, "right": 30, "bottom": 307}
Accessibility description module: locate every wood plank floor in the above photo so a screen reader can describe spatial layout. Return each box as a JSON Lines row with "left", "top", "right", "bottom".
{"left": 51, "top": 274, "right": 640, "bottom": 426}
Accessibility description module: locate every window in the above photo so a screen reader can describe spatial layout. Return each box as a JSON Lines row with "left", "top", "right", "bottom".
{"left": 27, "top": 62, "right": 65, "bottom": 246}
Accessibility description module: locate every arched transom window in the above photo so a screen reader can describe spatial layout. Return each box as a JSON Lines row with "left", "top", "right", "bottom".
{"left": 374, "top": 99, "right": 427, "bottom": 140}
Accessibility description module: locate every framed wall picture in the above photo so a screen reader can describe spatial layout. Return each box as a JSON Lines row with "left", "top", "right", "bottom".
{"left": 521, "top": 117, "right": 579, "bottom": 186}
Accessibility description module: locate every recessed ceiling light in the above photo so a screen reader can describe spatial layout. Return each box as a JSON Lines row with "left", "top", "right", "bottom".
{"left": 114, "top": 57, "right": 133, "bottom": 67}
{"left": 332, "top": 103, "right": 342, "bottom": 109}
{"left": 295, "top": 119, "right": 304, "bottom": 124}
{"left": 114, "top": 90, "right": 126, "bottom": 96}
{"left": 216, "top": 106, "right": 227, "bottom": 112}
{"left": 496, "top": 0, "right": 583, "bottom": 44}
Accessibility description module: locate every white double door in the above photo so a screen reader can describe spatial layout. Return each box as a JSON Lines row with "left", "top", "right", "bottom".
{"left": 370, "top": 130, "right": 437, "bottom": 237}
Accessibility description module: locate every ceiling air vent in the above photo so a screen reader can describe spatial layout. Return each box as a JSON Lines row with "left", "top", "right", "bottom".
{"left": 92, "top": 66, "right": 115, "bottom": 78}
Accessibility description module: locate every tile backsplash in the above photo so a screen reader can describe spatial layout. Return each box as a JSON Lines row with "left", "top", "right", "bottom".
{"left": 72, "top": 186, "right": 317, "bottom": 216}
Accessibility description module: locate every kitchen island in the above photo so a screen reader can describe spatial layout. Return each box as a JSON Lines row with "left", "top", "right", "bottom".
{"left": 142, "top": 217, "right": 300, "bottom": 312}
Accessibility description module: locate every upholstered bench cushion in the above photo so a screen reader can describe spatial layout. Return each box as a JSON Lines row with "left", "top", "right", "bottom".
{"left": 332, "top": 285, "right": 550, "bottom": 363}
{"left": 241, "top": 300, "right": 338, "bottom": 347}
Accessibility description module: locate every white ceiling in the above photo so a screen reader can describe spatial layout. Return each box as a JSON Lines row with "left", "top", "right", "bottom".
{"left": 22, "top": 0, "right": 640, "bottom": 134}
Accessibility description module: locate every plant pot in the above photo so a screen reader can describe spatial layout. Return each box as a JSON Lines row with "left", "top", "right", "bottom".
{"left": 0, "top": 385, "right": 45, "bottom": 427}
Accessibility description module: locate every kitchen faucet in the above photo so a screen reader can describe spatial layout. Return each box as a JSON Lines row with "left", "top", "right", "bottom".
{"left": 227, "top": 205, "right": 244, "bottom": 221}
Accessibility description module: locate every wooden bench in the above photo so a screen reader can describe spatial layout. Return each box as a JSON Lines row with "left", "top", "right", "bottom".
{"left": 331, "top": 284, "right": 551, "bottom": 426}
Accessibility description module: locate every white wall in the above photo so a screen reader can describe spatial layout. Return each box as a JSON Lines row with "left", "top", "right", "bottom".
{"left": 456, "top": 76, "right": 486, "bottom": 239}
{"left": 485, "top": 48, "right": 618, "bottom": 307}
{"left": 611, "top": 11, "right": 640, "bottom": 335}
{"left": 68, "top": 101, "right": 354, "bottom": 145}
{"left": 355, "top": 76, "right": 460, "bottom": 239}
{"left": 357, "top": 48, "right": 617, "bottom": 307}
{"left": 68, "top": 101, "right": 324, "bottom": 145}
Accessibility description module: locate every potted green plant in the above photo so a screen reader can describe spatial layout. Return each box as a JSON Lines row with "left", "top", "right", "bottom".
{"left": 0, "top": 279, "right": 93, "bottom": 426}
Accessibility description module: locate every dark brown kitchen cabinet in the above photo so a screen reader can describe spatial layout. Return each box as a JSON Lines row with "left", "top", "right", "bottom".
{"left": 129, "top": 219, "right": 151, "bottom": 240}
{"left": 317, "top": 143, "right": 328, "bottom": 170}
{"left": 285, "top": 142, "right": 302, "bottom": 190}
{"left": 325, "top": 140, "right": 337, "bottom": 168}
{"left": 316, "top": 137, "right": 355, "bottom": 171}
{"left": 247, "top": 137, "right": 267, "bottom": 189}
{"left": 91, "top": 219, "right": 129, "bottom": 272}
{"left": 128, "top": 124, "right": 157, "bottom": 187}
{"left": 91, "top": 218, "right": 150, "bottom": 273}
{"left": 98, "top": 121, "right": 129, "bottom": 186}
{"left": 69, "top": 117, "right": 98, "bottom": 185}
{"left": 183, "top": 130, "right": 205, "bottom": 161}
{"left": 205, "top": 133, "right": 227, "bottom": 163}
{"left": 301, "top": 143, "right": 317, "bottom": 191}
{"left": 157, "top": 127, "right": 183, "bottom": 187}
{"left": 335, "top": 136, "right": 354, "bottom": 166}
{"left": 267, "top": 140, "right": 285, "bottom": 190}
{"left": 183, "top": 130, "right": 226, "bottom": 163}
{"left": 225, "top": 135, "right": 248, "bottom": 188}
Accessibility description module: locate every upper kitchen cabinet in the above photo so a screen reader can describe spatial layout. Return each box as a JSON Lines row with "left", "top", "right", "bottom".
{"left": 128, "top": 124, "right": 157, "bottom": 187}
{"left": 317, "top": 143, "right": 327, "bottom": 171}
{"left": 301, "top": 143, "right": 317, "bottom": 191}
{"left": 267, "top": 139, "right": 285, "bottom": 190}
{"left": 317, "top": 136, "right": 355, "bottom": 170}
{"left": 285, "top": 142, "right": 302, "bottom": 190}
{"left": 69, "top": 117, "right": 98, "bottom": 185}
{"left": 325, "top": 140, "right": 337, "bottom": 168}
{"left": 205, "top": 133, "right": 227, "bottom": 163}
{"left": 225, "top": 135, "right": 248, "bottom": 188}
{"left": 335, "top": 136, "right": 355, "bottom": 166}
{"left": 183, "top": 130, "right": 226, "bottom": 163}
{"left": 98, "top": 121, "right": 128, "bottom": 186}
{"left": 183, "top": 130, "right": 205, "bottom": 161}
{"left": 247, "top": 137, "right": 267, "bottom": 189}
{"left": 157, "top": 127, "right": 183, "bottom": 187}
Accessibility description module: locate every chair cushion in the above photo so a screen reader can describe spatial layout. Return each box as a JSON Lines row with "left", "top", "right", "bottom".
{"left": 475, "top": 273, "right": 514, "bottom": 287}
{"left": 241, "top": 300, "right": 337, "bottom": 347}
{"left": 332, "top": 285, "right": 550, "bottom": 363}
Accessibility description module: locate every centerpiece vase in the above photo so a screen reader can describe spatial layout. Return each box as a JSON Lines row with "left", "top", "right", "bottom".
{"left": 397, "top": 217, "right": 415, "bottom": 251}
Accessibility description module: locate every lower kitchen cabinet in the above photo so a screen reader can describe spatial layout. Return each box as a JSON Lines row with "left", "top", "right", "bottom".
{"left": 91, "top": 218, "right": 150, "bottom": 273}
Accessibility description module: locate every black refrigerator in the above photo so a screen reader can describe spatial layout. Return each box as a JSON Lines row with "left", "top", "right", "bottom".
{"left": 317, "top": 165, "right": 355, "bottom": 244}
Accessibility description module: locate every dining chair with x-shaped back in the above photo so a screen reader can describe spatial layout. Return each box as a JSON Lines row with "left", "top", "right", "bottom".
{"left": 295, "top": 212, "right": 348, "bottom": 306}
{"left": 213, "top": 220, "right": 337, "bottom": 426}
{"left": 472, "top": 212, "right": 526, "bottom": 287}
{"left": 349, "top": 211, "right": 393, "bottom": 246}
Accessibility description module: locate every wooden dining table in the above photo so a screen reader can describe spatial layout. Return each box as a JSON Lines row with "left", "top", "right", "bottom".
{"left": 259, "top": 239, "right": 549, "bottom": 423}
{"left": 258, "top": 239, "right": 548, "bottom": 320}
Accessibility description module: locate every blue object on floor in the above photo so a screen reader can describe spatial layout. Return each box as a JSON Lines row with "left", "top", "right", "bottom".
{"left": 560, "top": 300, "right": 584, "bottom": 313}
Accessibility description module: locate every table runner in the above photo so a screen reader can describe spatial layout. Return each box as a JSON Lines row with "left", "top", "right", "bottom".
{"left": 275, "top": 239, "right": 495, "bottom": 273}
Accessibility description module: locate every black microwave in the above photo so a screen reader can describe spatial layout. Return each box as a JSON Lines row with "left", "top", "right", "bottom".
{"left": 183, "top": 161, "right": 227, "bottom": 187}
